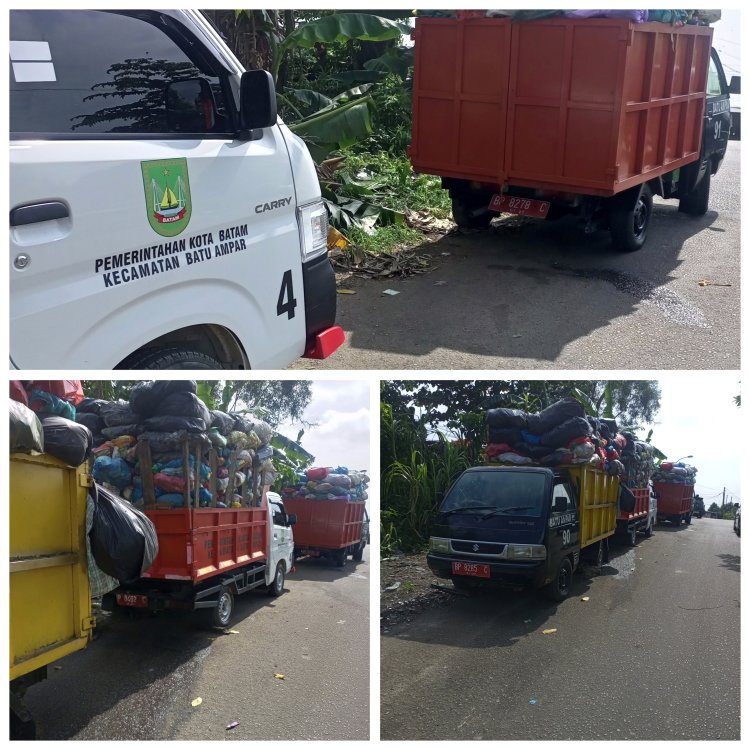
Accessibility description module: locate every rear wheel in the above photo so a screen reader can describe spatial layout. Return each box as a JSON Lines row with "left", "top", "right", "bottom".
{"left": 627, "top": 526, "right": 638, "bottom": 547}
{"left": 609, "top": 184, "right": 652, "bottom": 252}
{"left": 210, "top": 587, "right": 234, "bottom": 628}
{"left": 119, "top": 347, "right": 224, "bottom": 370}
{"left": 451, "top": 193, "right": 493, "bottom": 230}
{"left": 684, "top": 513, "right": 692, "bottom": 526}
{"left": 545, "top": 557, "right": 573, "bottom": 602}
{"left": 643, "top": 519, "right": 653, "bottom": 538}
{"left": 334, "top": 549, "right": 347, "bottom": 567}
{"left": 352, "top": 539, "right": 366, "bottom": 562}
{"left": 679, "top": 167, "right": 711, "bottom": 216}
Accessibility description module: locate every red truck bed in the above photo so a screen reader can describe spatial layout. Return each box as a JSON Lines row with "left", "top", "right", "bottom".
{"left": 141, "top": 507, "right": 268, "bottom": 583}
{"left": 653, "top": 482, "right": 694, "bottom": 519}
{"left": 618, "top": 486, "right": 650, "bottom": 522}
{"left": 283, "top": 497, "right": 365, "bottom": 550}
{"left": 410, "top": 17, "right": 711, "bottom": 196}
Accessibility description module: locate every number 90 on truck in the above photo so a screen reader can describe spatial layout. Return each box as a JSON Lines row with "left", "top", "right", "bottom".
{"left": 9, "top": 9, "right": 343, "bottom": 369}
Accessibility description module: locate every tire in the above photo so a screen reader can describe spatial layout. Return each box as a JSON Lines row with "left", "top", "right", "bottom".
{"left": 209, "top": 587, "right": 234, "bottom": 628}
{"left": 685, "top": 513, "right": 692, "bottom": 526}
{"left": 451, "top": 193, "right": 493, "bottom": 230}
{"left": 627, "top": 526, "right": 638, "bottom": 547}
{"left": 643, "top": 520, "right": 653, "bottom": 538}
{"left": 334, "top": 549, "right": 347, "bottom": 567}
{"left": 609, "top": 184, "right": 653, "bottom": 252}
{"left": 545, "top": 557, "right": 573, "bottom": 602}
{"left": 266, "top": 561, "right": 285, "bottom": 597}
{"left": 352, "top": 539, "right": 365, "bottom": 562}
{"left": 680, "top": 166, "right": 710, "bottom": 216}
{"left": 119, "top": 347, "right": 224, "bottom": 370}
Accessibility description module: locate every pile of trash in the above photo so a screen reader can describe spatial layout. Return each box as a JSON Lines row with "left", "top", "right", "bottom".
{"left": 281, "top": 465, "right": 369, "bottom": 502}
{"left": 78, "top": 382, "right": 277, "bottom": 509}
{"left": 429, "top": 10, "right": 720, "bottom": 26}
{"left": 652, "top": 461, "right": 697, "bottom": 485}
{"left": 485, "top": 397, "right": 654, "bottom": 482}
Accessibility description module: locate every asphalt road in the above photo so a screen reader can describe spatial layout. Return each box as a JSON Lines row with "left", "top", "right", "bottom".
{"left": 380, "top": 518, "right": 740, "bottom": 741}
{"left": 25, "top": 547, "right": 370, "bottom": 741}
{"left": 295, "top": 141, "right": 740, "bottom": 371}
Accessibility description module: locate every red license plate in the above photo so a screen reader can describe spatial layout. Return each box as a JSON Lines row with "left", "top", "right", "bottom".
{"left": 489, "top": 194, "right": 550, "bottom": 218}
{"left": 116, "top": 593, "right": 149, "bottom": 608}
{"left": 452, "top": 561, "right": 491, "bottom": 578}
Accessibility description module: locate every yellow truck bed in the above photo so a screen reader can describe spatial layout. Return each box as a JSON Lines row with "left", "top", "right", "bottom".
{"left": 10, "top": 453, "right": 94, "bottom": 681}
{"left": 564, "top": 464, "right": 619, "bottom": 549}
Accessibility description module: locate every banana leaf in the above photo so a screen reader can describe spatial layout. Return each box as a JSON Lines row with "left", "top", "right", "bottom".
{"left": 281, "top": 12, "right": 403, "bottom": 50}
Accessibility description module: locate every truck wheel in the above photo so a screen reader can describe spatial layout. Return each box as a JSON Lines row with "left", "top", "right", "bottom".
{"left": 627, "top": 526, "right": 638, "bottom": 547}
{"left": 545, "top": 557, "right": 573, "bottom": 602}
{"left": 119, "top": 347, "right": 224, "bottom": 370}
{"left": 643, "top": 520, "right": 653, "bottom": 538}
{"left": 609, "top": 184, "right": 652, "bottom": 252}
{"left": 352, "top": 539, "right": 366, "bottom": 562}
{"left": 684, "top": 513, "right": 692, "bottom": 526}
{"left": 267, "top": 561, "right": 285, "bottom": 597}
{"left": 679, "top": 167, "right": 710, "bottom": 216}
{"left": 334, "top": 549, "right": 347, "bottom": 567}
{"left": 451, "top": 193, "right": 493, "bottom": 230}
{"left": 211, "top": 588, "right": 234, "bottom": 628}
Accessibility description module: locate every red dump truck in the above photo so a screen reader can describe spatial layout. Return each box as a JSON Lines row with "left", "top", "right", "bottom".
{"left": 616, "top": 486, "right": 655, "bottom": 545}
{"left": 410, "top": 15, "right": 739, "bottom": 250}
{"left": 103, "top": 440, "right": 296, "bottom": 627}
{"left": 654, "top": 482, "right": 694, "bottom": 526}
{"left": 283, "top": 497, "right": 367, "bottom": 567}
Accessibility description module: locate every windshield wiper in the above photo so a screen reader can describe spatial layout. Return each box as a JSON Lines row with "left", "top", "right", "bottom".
{"left": 479, "top": 506, "right": 536, "bottom": 518}
{"left": 439, "top": 505, "right": 496, "bottom": 516}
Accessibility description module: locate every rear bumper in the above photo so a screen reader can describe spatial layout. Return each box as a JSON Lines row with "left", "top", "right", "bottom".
{"left": 427, "top": 553, "right": 548, "bottom": 588}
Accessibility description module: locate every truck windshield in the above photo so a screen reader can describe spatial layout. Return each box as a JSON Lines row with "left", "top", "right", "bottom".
{"left": 441, "top": 471, "right": 546, "bottom": 517}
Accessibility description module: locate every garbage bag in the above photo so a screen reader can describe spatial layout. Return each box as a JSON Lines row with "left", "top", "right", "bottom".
{"left": 77, "top": 398, "right": 110, "bottom": 415}
{"left": 129, "top": 380, "right": 197, "bottom": 417}
{"left": 154, "top": 391, "right": 210, "bottom": 425}
{"left": 28, "top": 388, "right": 76, "bottom": 421}
{"left": 10, "top": 381, "right": 29, "bottom": 406}
{"left": 488, "top": 426, "right": 522, "bottom": 445}
{"left": 327, "top": 474, "right": 352, "bottom": 489}
{"left": 564, "top": 10, "right": 648, "bottom": 23}
{"left": 208, "top": 427, "right": 227, "bottom": 447}
{"left": 307, "top": 467, "right": 328, "bottom": 481}
{"left": 495, "top": 452, "right": 533, "bottom": 465}
{"left": 138, "top": 430, "right": 211, "bottom": 453}
{"left": 41, "top": 416, "right": 92, "bottom": 465}
{"left": 541, "top": 417, "right": 591, "bottom": 448}
{"left": 10, "top": 399, "right": 44, "bottom": 453}
{"left": 101, "top": 424, "right": 140, "bottom": 440}
{"left": 210, "top": 410, "right": 235, "bottom": 435}
{"left": 142, "top": 415, "right": 206, "bottom": 433}
{"left": 486, "top": 408, "right": 528, "bottom": 429}
{"left": 527, "top": 398, "right": 585, "bottom": 435}
{"left": 76, "top": 412, "right": 103, "bottom": 433}
{"left": 254, "top": 444, "right": 274, "bottom": 465}
{"left": 89, "top": 484, "right": 158, "bottom": 582}
{"left": 92, "top": 456, "right": 133, "bottom": 489}
{"left": 100, "top": 401, "right": 139, "bottom": 427}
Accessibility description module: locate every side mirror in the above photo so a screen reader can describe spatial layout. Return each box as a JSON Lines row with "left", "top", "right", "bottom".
{"left": 553, "top": 496, "right": 567, "bottom": 514}
{"left": 239, "top": 69, "right": 277, "bottom": 131}
{"left": 288, "top": 513, "right": 298, "bottom": 526}
{"left": 729, "top": 76, "right": 741, "bottom": 94}
{"left": 165, "top": 78, "right": 216, "bottom": 132}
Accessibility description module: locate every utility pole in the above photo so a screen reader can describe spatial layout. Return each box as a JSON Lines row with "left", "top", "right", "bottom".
{"left": 722, "top": 487, "right": 726, "bottom": 507}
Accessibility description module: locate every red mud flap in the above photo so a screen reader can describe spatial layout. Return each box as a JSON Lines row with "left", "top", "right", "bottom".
{"left": 302, "top": 325, "right": 345, "bottom": 359}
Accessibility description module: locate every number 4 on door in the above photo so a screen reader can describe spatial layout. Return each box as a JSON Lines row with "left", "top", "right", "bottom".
{"left": 277, "top": 269, "right": 297, "bottom": 319}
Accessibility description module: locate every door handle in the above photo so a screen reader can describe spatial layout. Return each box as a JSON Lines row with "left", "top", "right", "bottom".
{"left": 10, "top": 201, "right": 69, "bottom": 227}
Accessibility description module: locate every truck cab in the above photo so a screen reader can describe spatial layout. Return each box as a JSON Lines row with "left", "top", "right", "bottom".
{"left": 266, "top": 492, "right": 296, "bottom": 593}
{"left": 427, "top": 466, "right": 594, "bottom": 601}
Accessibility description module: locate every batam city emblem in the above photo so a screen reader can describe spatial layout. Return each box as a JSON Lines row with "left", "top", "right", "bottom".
{"left": 141, "top": 158, "right": 192, "bottom": 237}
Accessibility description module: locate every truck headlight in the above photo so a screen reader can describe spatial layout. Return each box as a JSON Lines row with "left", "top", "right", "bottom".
{"left": 429, "top": 537, "right": 451, "bottom": 554}
{"left": 506, "top": 544, "right": 546, "bottom": 560}
{"left": 298, "top": 201, "right": 328, "bottom": 261}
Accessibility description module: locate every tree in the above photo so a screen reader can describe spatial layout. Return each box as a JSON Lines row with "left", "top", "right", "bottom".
{"left": 81, "top": 381, "right": 139, "bottom": 401}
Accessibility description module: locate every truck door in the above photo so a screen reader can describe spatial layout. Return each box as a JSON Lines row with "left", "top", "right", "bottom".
{"left": 10, "top": 9, "right": 305, "bottom": 368}
{"left": 703, "top": 50, "right": 732, "bottom": 165}
{"left": 547, "top": 478, "right": 579, "bottom": 571}
{"left": 270, "top": 499, "right": 294, "bottom": 563}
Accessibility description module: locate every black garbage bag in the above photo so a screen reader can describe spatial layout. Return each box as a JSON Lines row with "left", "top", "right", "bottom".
{"left": 40, "top": 415, "right": 93, "bottom": 465}
{"left": 142, "top": 415, "right": 206, "bottom": 433}
{"left": 138, "top": 430, "right": 211, "bottom": 453}
{"left": 540, "top": 417, "right": 591, "bottom": 448}
{"left": 619, "top": 484, "right": 636, "bottom": 513}
{"left": 100, "top": 401, "right": 139, "bottom": 427}
{"left": 130, "top": 380, "right": 197, "bottom": 417}
{"left": 254, "top": 444, "right": 274, "bottom": 465}
{"left": 527, "top": 397, "right": 586, "bottom": 435}
{"left": 210, "top": 410, "right": 235, "bottom": 435}
{"left": 77, "top": 398, "right": 110, "bottom": 415}
{"left": 76, "top": 412, "right": 103, "bottom": 433}
{"left": 600, "top": 418, "right": 618, "bottom": 438}
{"left": 486, "top": 408, "right": 528, "bottom": 429}
{"left": 101, "top": 424, "right": 140, "bottom": 440}
{"left": 10, "top": 399, "right": 44, "bottom": 453}
{"left": 488, "top": 426, "right": 523, "bottom": 445}
{"left": 154, "top": 391, "right": 210, "bottom": 425}
{"left": 513, "top": 442, "right": 552, "bottom": 460}
{"left": 88, "top": 484, "right": 159, "bottom": 583}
